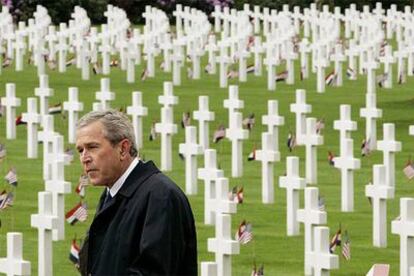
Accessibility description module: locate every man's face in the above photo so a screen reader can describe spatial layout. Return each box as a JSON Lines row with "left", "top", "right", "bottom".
{"left": 76, "top": 121, "right": 123, "bottom": 187}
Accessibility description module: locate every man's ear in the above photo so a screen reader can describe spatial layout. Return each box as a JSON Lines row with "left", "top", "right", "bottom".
{"left": 119, "top": 139, "right": 131, "bottom": 159}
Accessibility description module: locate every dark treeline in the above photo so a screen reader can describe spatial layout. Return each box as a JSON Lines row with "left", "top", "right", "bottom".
{"left": 2, "top": 0, "right": 414, "bottom": 25}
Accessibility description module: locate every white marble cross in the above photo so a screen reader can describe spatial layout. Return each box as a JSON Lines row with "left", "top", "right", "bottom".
{"left": 30, "top": 191, "right": 58, "bottom": 276}
{"left": 315, "top": 45, "right": 329, "bottom": 93}
{"left": 299, "top": 38, "right": 311, "bottom": 79}
{"left": 297, "top": 187, "right": 327, "bottom": 275}
{"left": 285, "top": 40, "right": 298, "bottom": 85}
{"left": 217, "top": 44, "right": 232, "bottom": 88}
{"left": 392, "top": 198, "right": 414, "bottom": 276}
{"left": 365, "top": 164, "right": 394, "bottom": 247}
{"left": 95, "top": 78, "right": 115, "bottom": 111}
{"left": 179, "top": 126, "right": 203, "bottom": 195}
{"left": 377, "top": 123, "right": 401, "bottom": 187}
{"left": 126, "top": 91, "right": 148, "bottom": 150}
{"left": 279, "top": 156, "right": 306, "bottom": 236}
{"left": 35, "top": 75, "right": 54, "bottom": 123}
{"left": 198, "top": 149, "right": 224, "bottom": 225}
{"left": 345, "top": 39, "right": 359, "bottom": 80}
{"left": 250, "top": 36, "right": 264, "bottom": 76}
{"left": 226, "top": 112, "right": 249, "bottom": 178}
{"left": 263, "top": 44, "right": 279, "bottom": 91}
{"left": 21, "top": 97, "right": 41, "bottom": 158}
{"left": 379, "top": 45, "right": 396, "bottom": 88}
{"left": 333, "top": 138, "right": 360, "bottom": 212}
{"left": 333, "top": 104, "right": 357, "bottom": 152}
{"left": 290, "top": 89, "right": 312, "bottom": 145}
{"left": 1, "top": 83, "right": 21, "bottom": 139}
{"left": 330, "top": 43, "right": 346, "bottom": 86}
{"left": 304, "top": 118, "right": 324, "bottom": 184}
{"left": 38, "top": 115, "right": 57, "bottom": 181}
{"left": 158, "top": 81, "right": 178, "bottom": 110}
{"left": 223, "top": 85, "right": 244, "bottom": 129}
{"left": 256, "top": 132, "right": 280, "bottom": 203}
{"left": 365, "top": 50, "right": 379, "bottom": 95}
{"left": 307, "top": 226, "right": 339, "bottom": 276}
{"left": 45, "top": 134, "right": 72, "bottom": 241}
{"left": 155, "top": 107, "right": 178, "bottom": 171}
{"left": 193, "top": 96, "right": 215, "bottom": 150}
{"left": 0, "top": 233, "right": 31, "bottom": 276}
{"left": 207, "top": 177, "right": 239, "bottom": 276}
{"left": 63, "top": 87, "right": 84, "bottom": 144}
{"left": 360, "top": 93, "right": 382, "bottom": 150}
{"left": 262, "top": 100, "right": 284, "bottom": 152}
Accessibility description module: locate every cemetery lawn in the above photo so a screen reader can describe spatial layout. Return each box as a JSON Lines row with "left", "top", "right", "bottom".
{"left": 0, "top": 58, "right": 413, "bottom": 275}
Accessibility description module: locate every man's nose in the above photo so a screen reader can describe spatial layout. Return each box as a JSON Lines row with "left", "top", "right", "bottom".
{"left": 80, "top": 150, "right": 91, "bottom": 163}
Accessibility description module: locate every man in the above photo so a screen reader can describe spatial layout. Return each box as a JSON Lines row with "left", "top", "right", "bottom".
{"left": 76, "top": 110, "right": 197, "bottom": 275}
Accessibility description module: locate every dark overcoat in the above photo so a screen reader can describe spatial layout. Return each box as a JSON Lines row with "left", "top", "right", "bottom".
{"left": 79, "top": 161, "right": 198, "bottom": 275}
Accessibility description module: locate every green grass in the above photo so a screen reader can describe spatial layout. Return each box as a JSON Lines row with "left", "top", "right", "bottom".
{"left": 0, "top": 55, "right": 413, "bottom": 275}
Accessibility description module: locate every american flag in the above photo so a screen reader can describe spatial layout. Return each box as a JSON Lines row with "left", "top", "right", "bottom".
{"left": 235, "top": 220, "right": 253, "bottom": 245}
{"left": 141, "top": 68, "right": 149, "bottom": 81}
{"left": 181, "top": 112, "right": 191, "bottom": 128}
{"left": 213, "top": 125, "right": 226, "bottom": 143}
{"left": 0, "top": 191, "right": 14, "bottom": 209}
{"left": 276, "top": 70, "right": 288, "bottom": 82}
{"left": 75, "top": 174, "right": 89, "bottom": 198}
{"left": 342, "top": 230, "right": 351, "bottom": 261}
{"left": 69, "top": 239, "right": 80, "bottom": 266}
{"left": 149, "top": 121, "right": 157, "bottom": 141}
{"left": 361, "top": 138, "right": 371, "bottom": 157}
{"left": 328, "top": 151, "right": 335, "bottom": 166}
{"left": 376, "top": 73, "right": 388, "bottom": 88}
{"left": 49, "top": 103, "right": 63, "bottom": 114}
{"left": 300, "top": 66, "right": 305, "bottom": 81}
{"left": 228, "top": 186, "right": 244, "bottom": 204}
{"left": 316, "top": 118, "right": 325, "bottom": 134}
{"left": 242, "top": 113, "right": 255, "bottom": 131}
{"left": 325, "top": 71, "right": 337, "bottom": 86}
{"left": 0, "top": 144, "right": 6, "bottom": 159}
{"left": 403, "top": 160, "right": 414, "bottom": 180}
{"left": 287, "top": 132, "right": 296, "bottom": 152}
{"left": 251, "top": 264, "right": 264, "bottom": 276}
{"left": 329, "top": 227, "right": 341, "bottom": 253}
{"left": 5, "top": 168, "right": 17, "bottom": 187}
{"left": 247, "top": 146, "right": 256, "bottom": 161}
{"left": 65, "top": 202, "right": 88, "bottom": 225}
{"left": 318, "top": 196, "right": 326, "bottom": 211}
{"left": 346, "top": 67, "right": 356, "bottom": 79}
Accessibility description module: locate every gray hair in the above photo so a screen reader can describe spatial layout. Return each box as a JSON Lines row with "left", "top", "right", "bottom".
{"left": 77, "top": 109, "right": 138, "bottom": 157}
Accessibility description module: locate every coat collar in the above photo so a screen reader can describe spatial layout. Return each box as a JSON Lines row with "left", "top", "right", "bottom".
{"left": 117, "top": 160, "right": 160, "bottom": 198}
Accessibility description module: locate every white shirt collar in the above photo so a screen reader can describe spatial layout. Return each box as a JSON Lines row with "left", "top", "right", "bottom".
{"left": 107, "top": 158, "right": 139, "bottom": 197}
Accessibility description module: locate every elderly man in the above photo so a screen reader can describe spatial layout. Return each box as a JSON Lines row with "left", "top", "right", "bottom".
{"left": 76, "top": 110, "right": 197, "bottom": 275}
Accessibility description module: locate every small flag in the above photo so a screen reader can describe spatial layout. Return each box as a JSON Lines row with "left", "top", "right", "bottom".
{"left": 316, "top": 118, "right": 325, "bottom": 134}
{"left": 187, "top": 67, "right": 193, "bottom": 79}
{"left": 346, "top": 67, "right": 356, "bottom": 79}
{"left": 181, "top": 112, "right": 191, "bottom": 128}
{"left": 65, "top": 202, "right": 88, "bottom": 225}
{"left": 246, "top": 64, "right": 255, "bottom": 73}
{"left": 300, "top": 66, "right": 305, "bottom": 81}
{"left": 5, "top": 168, "right": 17, "bottom": 187}
{"left": 251, "top": 264, "right": 264, "bottom": 276}
{"left": 75, "top": 174, "right": 89, "bottom": 198}
{"left": 247, "top": 146, "right": 256, "bottom": 161}
{"left": 0, "top": 191, "right": 14, "bottom": 209}
{"left": 376, "top": 73, "right": 387, "bottom": 87}
{"left": 66, "top": 57, "right": 76, "bottom": 67}
{"left": 276, "top": 70, "right": 288, "bottom": 82}
{"left": 213, "top": 125, "right": 226, "bottom": 143}
{"left": 49, "top": 103, "right": 63, "bottom": 114}
{"left": 0, "top": 144, "right": 6, "bottom": 160}
{"left": 235, "top": 220, "right": 253, "bottom": 244}
{"left": 110, "top": 59, "right": 119, "bottom": 67}
{"left": 178, "top": 152, "right": 185, "bottom": 161}
{"left": 403, "top": 159, "right": 414, "bottom": 180}
{"left": 69, "top": 239, "right": 80, "bottom": 266}
{"left": 149, "top": 121, "right": 157, "bottom": 141}
{"left": 15, "top": 115, "right": 26, "bottom": 126}
{"left": 325, "top": 71, "right": 337, "bottom": 86}
{"left": 228, "top": 186, "right": 243, "bottom": 204}
{"left": 361, "top": 138, "right": 371, "bottom": 157}
{"left": 47, "top": 60, "right": 57, "bottom": 70}
{"left": 398, "top": 69, "right": 405, "bottom": 84}
{"left": 92, "top": 63, "right": 101, "bottom": 74}
{"left": 159, "top": 61, "right": 165, "bottom": 70}
{"left": 141, "top": 68, "right": 149, "bottom": 81}
{"left": 318, "top": 196, "right": 326, "bottom": 211}
{"left": 342, "top": 230, "right": 351, "bottom": 261}
{"left": 287, "top": 132, "right": 296, "bottom": 152}
{"left": 329, "top": 227, "right": 341, "bottom": 253}
{"left": 2, "top": 58, "right": 11, "bottom": 68}
{"left": 328, "top": 151, "right": 335, "bottom": 166}
{"left": 242, "top": 113, "right": 255, "bottom": 131}
{"left": 204, "top": 63, "right": 212, "bottom": 74}
{"left": 227, "top": 70, "right": 238, "bottom": 79}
